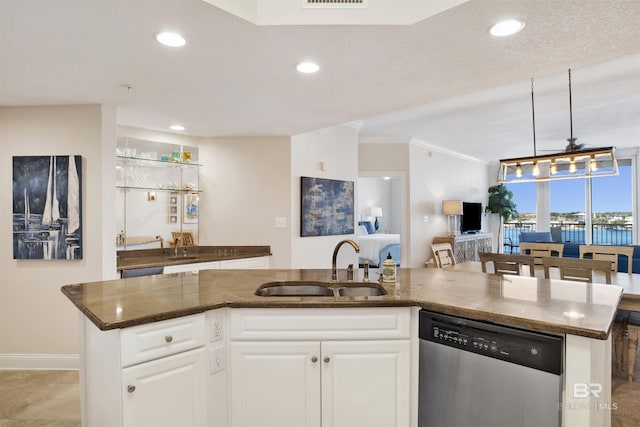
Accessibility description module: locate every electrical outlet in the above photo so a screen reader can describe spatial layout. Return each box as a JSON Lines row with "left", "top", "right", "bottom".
{"left": 210, "top": 347, "right": 225, "bottom": 374}
{"left": 210, "top": 316, "right": 223, "bottom": 342}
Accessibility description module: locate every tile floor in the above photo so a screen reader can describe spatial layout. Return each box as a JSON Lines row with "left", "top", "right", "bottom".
{"left": 0, "top": 358, "right": 638, "bottom": 427}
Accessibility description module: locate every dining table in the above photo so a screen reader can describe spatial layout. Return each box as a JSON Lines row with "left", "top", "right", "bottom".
{"left": 448, "top": 261, "right": 640, "bottom": 312}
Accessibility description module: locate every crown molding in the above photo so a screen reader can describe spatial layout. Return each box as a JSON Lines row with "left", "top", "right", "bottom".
{"left": 410, "top": 137, "right": 487, "bottom": 164}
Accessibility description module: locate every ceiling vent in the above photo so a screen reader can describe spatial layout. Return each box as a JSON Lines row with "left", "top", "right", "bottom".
{"left": 303, "top": 0, "right": 368, "bottom": 9}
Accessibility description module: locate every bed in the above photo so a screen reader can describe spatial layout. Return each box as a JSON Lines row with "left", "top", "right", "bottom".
{"left": 357, "top": 222, "right": 400, "bottom": 267}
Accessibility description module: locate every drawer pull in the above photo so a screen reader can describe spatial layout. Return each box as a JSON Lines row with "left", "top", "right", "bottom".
{"left": 324, "top": 356, "right": 330, "bottom": 363}
{"left": 127, "top": 385, "right": 136, "bottom": 393}
{"left": 311, "top": 356, "right": 318, "bottom": 363}
{"left": 164, "top": 335, "right": 173, "bottom": 343}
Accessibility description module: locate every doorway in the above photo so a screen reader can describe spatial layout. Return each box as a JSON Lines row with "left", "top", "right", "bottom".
{"left": 357, "top": 172, "right": 406, "bottom": 267}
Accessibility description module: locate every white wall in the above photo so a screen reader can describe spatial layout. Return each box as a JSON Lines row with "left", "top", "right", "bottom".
{"left": 359, "top": 140, "right": 489, "bottom": 267}
{"left": 409, "top": 143, "right": 489, "bottom": 266}
{"left": 291, "top": 125, "right": 360, "bottom": 269}
{"left": 0, "top": 105, "right": 116, "bottom": 369}
{"left": 198, "top": 136, "right": 292, "bottom": 268}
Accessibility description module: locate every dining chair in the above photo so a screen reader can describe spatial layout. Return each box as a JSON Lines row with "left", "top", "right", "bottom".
{"left": 431, "top": 243, "right": 455, "bottom": 268}
{"left": 519, "top": 242, "right": 564, "bottom": 265}
{"left": 503, "top": 237, "right": 519, "bottom": 254}
{"left": 541, "top": 257, "right": 612, "bottom": 284}
{"left": 579, "top": 245, "right": 634, "bottom": 274}
{"left": 478, "top": 252, "right": 535, "bottom": 276}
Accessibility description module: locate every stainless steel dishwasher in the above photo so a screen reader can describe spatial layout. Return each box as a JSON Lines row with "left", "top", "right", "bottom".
{"left": 418, "top": 310, "right": 563, "bottom": 427}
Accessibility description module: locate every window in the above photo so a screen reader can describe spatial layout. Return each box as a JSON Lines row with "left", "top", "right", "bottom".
{"left": 591, "top": 158, "right": 632, "bottom": 245}
{"left": 501, "top": 156, "right": 635, "bottom": 247}
{"left": 503, "top": 182, "right": 536, "bottom": 247}
{"left": 549, "top": 158, "right": 633, "bottom": 244}
{"left": 550, "top": 179, "right": 586, "bottom": 243}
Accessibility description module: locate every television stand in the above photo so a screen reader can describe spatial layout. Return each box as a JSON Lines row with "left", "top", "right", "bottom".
{"left": 432, "top": 233, "right": 493, "bottom": 263}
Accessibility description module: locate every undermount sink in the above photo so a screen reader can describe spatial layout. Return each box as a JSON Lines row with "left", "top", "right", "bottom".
{"left": 254, "top": 281, "right": 387, "bottom": 297}
{"left": 337, "top": 283, "right": 387, "bottom": 297}
{"left": 255, "top": 282, "right": 335, "bottom": 297}
{"left": 165, "top": 255, "right": 200, "bottom": 261}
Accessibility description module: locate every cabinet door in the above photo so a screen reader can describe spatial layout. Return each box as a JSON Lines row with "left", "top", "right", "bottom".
{"left": 230, "top": 341, "right": 321, "bottom": 427}
{"left": 122, "top": 347, "right": 207, "bottom": 427}
{"left": 321, "top": 340, "right": 411, "bottom": 427}
{"left": 219, "top": 256, "right": 270, "bottom": 269}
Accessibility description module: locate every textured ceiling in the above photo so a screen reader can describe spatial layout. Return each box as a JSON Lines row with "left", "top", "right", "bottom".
{"left": 1, "top": 0, "right": 639, "bottom": 161}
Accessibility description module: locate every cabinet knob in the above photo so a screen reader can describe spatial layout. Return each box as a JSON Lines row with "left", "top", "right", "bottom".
{"left": 127, "top": 385, "right": 136, "bottom": 393}
{"left": 323, "top": 356, "right": 330, "bottom": 363}
{"left": 164, "top": 335, "right": 173, "bottom": 343}
{"left": 311, "top": 356, "right": 318, "bottom": 363}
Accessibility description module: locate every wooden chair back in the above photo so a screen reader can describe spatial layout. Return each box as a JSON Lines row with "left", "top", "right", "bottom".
{"left": 579, "top": 245, "right": 634, "bottom": 274}
{"left": 542, "top": 257, "right": 612, "bottom": 284}
{"left": 479, "top": 252, "right": 535, "bottom": 277}
{"left": 519, "top": 242, "right": 564, "bottom": 265}
{"left": 431, "top": 243, "right": 455, "bottom": 268}
{"left": 171, "top": 231, "right": 195, "bottom": 246}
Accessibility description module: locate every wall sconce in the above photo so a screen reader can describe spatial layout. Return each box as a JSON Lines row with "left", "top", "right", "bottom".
{"left": 368, "top": 207, "right": 383, "bottom": 231}
{"left": 147, "top": 191, "right": 157, "bottom": 201}
{"left": 442, "top": 200, "right": 462, "bottom": 236}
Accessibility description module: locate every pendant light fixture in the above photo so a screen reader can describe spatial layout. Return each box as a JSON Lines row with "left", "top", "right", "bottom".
{"left": 497, "top": 69, "right": 618, "bottom": 183}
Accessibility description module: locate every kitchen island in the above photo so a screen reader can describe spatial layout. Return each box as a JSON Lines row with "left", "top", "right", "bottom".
{"left": 62, "top": 268, "right": 622, "bottom": 427}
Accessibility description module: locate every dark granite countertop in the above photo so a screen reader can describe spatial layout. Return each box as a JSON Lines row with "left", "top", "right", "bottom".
{"left": 61, "top": 268, "right": 622, "bottom": 340}
{"left": 116, "top": 245, "right": 271, "bottom": 271}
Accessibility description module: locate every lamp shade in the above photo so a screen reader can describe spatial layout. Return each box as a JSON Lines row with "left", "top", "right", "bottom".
{"left": 442, "top": 200, "right": 462, "bottom": 215}
{"left": 368, "top": 207, "right": 383, "bottom": 217}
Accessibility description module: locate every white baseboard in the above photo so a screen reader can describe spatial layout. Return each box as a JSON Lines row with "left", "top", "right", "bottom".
{"left": 0, "top": 353, "right": 79, "bottom": 370}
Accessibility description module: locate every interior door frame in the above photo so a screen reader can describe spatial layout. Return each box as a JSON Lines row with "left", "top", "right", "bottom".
{"left": 358, "top": 171, "right": 408, "bottom": 267}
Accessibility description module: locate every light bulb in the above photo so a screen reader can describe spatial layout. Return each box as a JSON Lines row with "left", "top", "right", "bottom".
{"left": 532, "top": 161, "right": 540, "bottom": 177}
{"left": 550, "top": 160, "right": 557, "bottom": 175}
{"left": 569, "top": 157, "right": 576, "bottom": 173}
{"left": 590, "top": 155, "right": 598, "bottom": 172}
{"left": 515, "top": 163, "right": 522, "bottom": 178}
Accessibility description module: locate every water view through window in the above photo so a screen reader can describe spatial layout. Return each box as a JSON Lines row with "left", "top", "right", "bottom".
{"left": 503, "top": 159, "right": 633, "bottom": 249}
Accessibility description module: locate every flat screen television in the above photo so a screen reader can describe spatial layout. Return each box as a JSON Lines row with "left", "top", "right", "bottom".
{"left": 461, "top": 202, "right": 482, "bottom": 233}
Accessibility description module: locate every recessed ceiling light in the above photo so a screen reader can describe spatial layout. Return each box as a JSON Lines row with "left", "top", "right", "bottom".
{"left": 296, "top": 62, "right": 320, "bottom": 74}
{"left": 489, "top": 19, "right": 525, "bottom": 37}
{"left": 169, "top": 125, "right": 185, "bottom": 131}
{"left": 156, "top": 32, "right": 186, "bottom": 47}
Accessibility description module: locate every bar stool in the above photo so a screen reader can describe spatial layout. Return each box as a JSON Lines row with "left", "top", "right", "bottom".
{"left": 627, "top": 312, "right": 640, "bottom": 382}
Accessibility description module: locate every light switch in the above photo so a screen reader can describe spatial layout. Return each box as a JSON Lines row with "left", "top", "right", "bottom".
{"left": 275, "top": 217, "right": 287, "bottom": 228}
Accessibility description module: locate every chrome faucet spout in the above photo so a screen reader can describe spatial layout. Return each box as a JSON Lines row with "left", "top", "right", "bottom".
{"left": 332, "top": 239, "right": 360, "bottom": 281}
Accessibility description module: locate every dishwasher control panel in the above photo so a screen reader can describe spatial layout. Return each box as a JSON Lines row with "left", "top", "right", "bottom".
{"left": 420, "top": 310, "right": 563, "bottom": 375}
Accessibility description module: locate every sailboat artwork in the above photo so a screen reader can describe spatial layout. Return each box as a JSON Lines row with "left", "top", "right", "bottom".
{"left": 12, "top": 155, "right": 83, "bottom": 260}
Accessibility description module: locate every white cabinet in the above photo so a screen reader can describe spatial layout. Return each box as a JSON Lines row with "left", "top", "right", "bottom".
{"left": 321, "top": 340, "right": 410, "bottom": 427}
{"left": 229, "top": 308, "right": 412, "bottom": 427}
{"left": 80, "top": 313, "right": 209, "bottom": 427}
{"left": 219, "top": 256, "right": 270, "bottom": 269}
{"left": 122, "top": 348, "right": 207, "bottom": 427}
{"left": 163, "top": 256, "right": 270, "bottom": 274}
{"left": 230, "top": 341, "right": 321, "bottom": 427}
{"left": 163, "top": 261, "right": 220, "bottom": 274}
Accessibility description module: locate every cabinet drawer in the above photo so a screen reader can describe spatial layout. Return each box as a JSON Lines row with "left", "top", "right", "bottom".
{"left": 230, "top": 307, "right": 411, "bottom": 341}
{"left": 121, "top": 314, "right": 205, "bottom": 367}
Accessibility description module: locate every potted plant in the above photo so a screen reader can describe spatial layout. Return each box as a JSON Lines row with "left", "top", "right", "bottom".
{"left": 485, "top": 184, "right": 518, "bottom": 253}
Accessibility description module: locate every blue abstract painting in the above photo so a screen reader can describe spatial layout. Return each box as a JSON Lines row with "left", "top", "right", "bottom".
{"left": 301, "top": 176, "right": 354, "bottom": 237}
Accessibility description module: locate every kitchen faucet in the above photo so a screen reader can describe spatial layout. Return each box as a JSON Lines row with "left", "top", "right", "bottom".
{"left": 174, "top": 237, "right": 181, "bottom": 257}
{"left": 332, "top": 239, "right": 360, "bottom": 281}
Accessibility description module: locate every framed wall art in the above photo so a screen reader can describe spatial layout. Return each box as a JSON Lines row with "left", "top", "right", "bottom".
{"left": 12, "top": 155, "right": 83, "bottom": 260}
{"left": 300, "top": 176, "right": 354, "bottom": 237}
